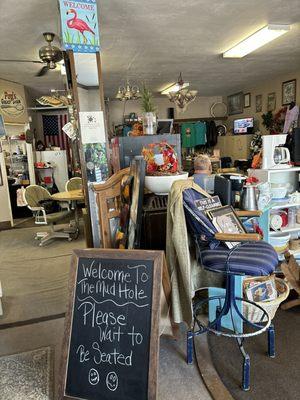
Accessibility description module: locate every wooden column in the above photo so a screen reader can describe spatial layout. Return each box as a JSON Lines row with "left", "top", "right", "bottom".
{"left": 96, "top": 51, "right": 111, "bottom": 176}
{"left": 66, "top": 50, "right": 93, "bottom": 246}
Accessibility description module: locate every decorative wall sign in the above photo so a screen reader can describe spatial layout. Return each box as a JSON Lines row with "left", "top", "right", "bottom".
{"left": 0, "top": 79, "right": 28, "bottom": 124}
{"left": 227, "top": 92, "right": 243, "bottom": 115}
{"left": 0, "top": 90, "right": 25, "bottom": 118}
{"left": 59, "top": 249, "right": 163, "bottom": 400}
{"left": 255, "top": 94, "right": 262, "bottom": 113}
{"left": 267, "top": 92, "right": 276, "bottom": 111}
{"left": 59, "top": 0, "right": 100, "bottom": 53}
{"left": 282, "top": 79, "right": 296, "bottom": 105}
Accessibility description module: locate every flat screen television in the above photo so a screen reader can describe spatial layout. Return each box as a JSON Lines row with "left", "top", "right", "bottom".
{"left": 157, "top": 119, "right": 173, "bottom": 134}
{"left": 233, "top": 117, "right": 254, "bottom": 134}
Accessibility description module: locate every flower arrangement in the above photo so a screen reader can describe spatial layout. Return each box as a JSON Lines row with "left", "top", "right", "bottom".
{"left": 142, "top": 141, "right": 179, "bottom": 175}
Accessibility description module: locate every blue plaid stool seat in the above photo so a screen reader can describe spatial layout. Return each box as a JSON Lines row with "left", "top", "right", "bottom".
{"left": 201, "top": 241, "right": 278, "bottom": 276}
{"left": 183, "top": 187, "right": 278, "bottom": 391}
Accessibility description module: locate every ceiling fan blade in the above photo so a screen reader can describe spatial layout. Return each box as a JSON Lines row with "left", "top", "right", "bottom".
{"left": 35, "top": 66, "right": 49, "bottom": 77}
{"left": 0, "top": 59, "right": 43, "bottom": 64}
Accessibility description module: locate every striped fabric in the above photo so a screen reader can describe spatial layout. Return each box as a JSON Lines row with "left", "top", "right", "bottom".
{"left": 183, "top": 188, "right": 277, "bottom": 276}
{"left": 201, "top": 241, "right": 277, "bottom": 276}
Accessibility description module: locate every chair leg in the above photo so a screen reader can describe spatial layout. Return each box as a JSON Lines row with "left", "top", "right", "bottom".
{"left": 242, "top": 354, "right": 250, "bottom": 391}
{"left": 187, "top": 330, "right": 194, "bottom": 365}
{"left": 236, "top": 337, "right": 250, "bottom": 391}
{"left": 268, "top": 323, "right": 275, "bottom": 358}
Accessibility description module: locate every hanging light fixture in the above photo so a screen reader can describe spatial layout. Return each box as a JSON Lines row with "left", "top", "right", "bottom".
{"left": 115, "top": 80, "right": 141, "bottom": 101}
{"left": 163, "top": 73, "right": 197, "bottom": 112}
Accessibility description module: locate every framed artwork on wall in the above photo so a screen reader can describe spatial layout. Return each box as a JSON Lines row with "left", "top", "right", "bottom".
{"left": 0, "top": 115, "right": 6, "bottom": 137}
{"left": 282, "top": 79, "right": 296, "bottom": 105}
{"left": 267, "top": 92, "right": 276, "bottom": 111}
{"left": 227, "top": 92, "right": 244, "bottom": 115}
{"left": 255, "top": 95, "right": 262, "bottom": 112}
{"left": 244, "top": 93, "right": 251, "bottom": 108}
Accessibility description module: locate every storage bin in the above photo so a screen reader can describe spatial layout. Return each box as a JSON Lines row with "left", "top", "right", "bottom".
{"left": 243, "top": 277, "right": 289, "bottom": 323}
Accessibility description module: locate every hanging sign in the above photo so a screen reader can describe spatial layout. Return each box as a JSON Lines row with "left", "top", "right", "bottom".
{"left": 0, "top": 90, "right": 25, "bottom": 118}
{"left": 59, "top": 0, "right": 100, "bottom": 53}
{"left": 59, "top": 249, "right": 163, "bottom": 400}
{"left": 79, "top": 111, "right": 105, "bottom": 144}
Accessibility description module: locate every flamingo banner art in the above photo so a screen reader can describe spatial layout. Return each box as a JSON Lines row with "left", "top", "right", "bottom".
{"left": 59, "top": 0, "right": 100, "bottom": 53}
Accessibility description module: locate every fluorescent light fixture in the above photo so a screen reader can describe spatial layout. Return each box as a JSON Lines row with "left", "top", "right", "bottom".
{"left": 161, "top": 82, "right": 189, "bottom": 95}
{"left": 223, "top": 24, "right": 290, "bottom": 58}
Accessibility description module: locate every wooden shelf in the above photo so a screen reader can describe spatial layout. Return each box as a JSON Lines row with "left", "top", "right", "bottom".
{"left": 174, "top": 117, "right": 227, "bottom": 123}
{"left": 27, "top": 106, "right": 68, "bottom": 111}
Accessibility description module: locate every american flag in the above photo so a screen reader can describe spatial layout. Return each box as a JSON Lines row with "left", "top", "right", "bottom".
{"left": 42, "top": 114, "right": 71, "bottom": 163}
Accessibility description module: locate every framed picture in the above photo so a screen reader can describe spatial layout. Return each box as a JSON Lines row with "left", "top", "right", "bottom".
{"left": 244, "top": 93, "right": 251, "bottom": 108}
{"left": 282, "top": 79, "right": 296, "bottom": 105}
{"left": 0, "top": 114, "right": 6, "bottom": 137}
{"left": 267, "top": 92, "right": 276, "bottom": 112}
{"left": 245, "top": 280, "right": 277, "bottom": 303}
{"left": 208, "top": 205, "right": 246, "bottom": 249}
{"left": 255, "top": 95, "right": 262, "bottom": 112}
{"left": 127, "top": 156, "right": 146, "bottom": 249}
{"left": 227, "top": 92, "right": 244, "bottom": 115}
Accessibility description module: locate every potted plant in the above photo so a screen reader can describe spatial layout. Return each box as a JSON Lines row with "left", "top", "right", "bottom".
{"left": 141, "top": 85, "right": 157, "bottom": 135}
{"left": 142, "top": 141, "right": 188, "bottom": 195}
{"left": 262, "top": 111, "right": 275, "bottom": 134}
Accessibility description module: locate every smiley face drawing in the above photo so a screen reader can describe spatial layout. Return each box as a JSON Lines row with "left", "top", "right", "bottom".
{"left": 106, "top": 371, "right": 118, "bottom": 392}
{"left": 88, "top": 368, "right": 99, "bottom": 386}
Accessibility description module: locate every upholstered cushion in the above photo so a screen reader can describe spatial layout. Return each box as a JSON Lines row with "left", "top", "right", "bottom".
{"left": 201, "top": 241, "right": 277, "bottom": 276}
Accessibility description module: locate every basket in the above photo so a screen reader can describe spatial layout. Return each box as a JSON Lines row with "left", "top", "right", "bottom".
{"left": 243, "top": 277, "right": 290, "bottom": 323}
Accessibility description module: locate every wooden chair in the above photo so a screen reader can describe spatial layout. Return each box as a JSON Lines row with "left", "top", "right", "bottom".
{"left": 93, "top": 166, "right": 177, "bottom": 338}
{"left": 93, "top": 167, "right": 130, "bottom": 248}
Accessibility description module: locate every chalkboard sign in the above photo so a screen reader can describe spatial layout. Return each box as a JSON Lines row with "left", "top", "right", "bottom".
{"left": 59, "top": 249, "right": 163, "bottom": 400}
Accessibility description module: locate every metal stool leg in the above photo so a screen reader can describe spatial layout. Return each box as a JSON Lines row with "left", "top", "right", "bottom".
{"left": 187, "top": 330, "right": 194, "bottom": 364}
{"left": 242, "top": 354, "right": 250, "bottom": 391}
{"left": 268, "top": 323, "right": 275, "bottom": 358}
{"left": 236, "top": 337, "right": 250, "bottom": 391}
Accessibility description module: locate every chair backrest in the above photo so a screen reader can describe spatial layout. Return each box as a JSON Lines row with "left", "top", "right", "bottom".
{"left": 93, "top": 167, "right": 130, "bottom": 248}
{"left": 24, "top": 185, "right": 52, "bottom": 209}
{"left": 65, "top": 177, "right": 83, "bottom": 192}
{"left": 183, "top": 188, "right": 218, "bottom": 248}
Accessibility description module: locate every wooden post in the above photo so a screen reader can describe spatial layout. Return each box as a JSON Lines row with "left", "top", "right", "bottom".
{"left": 96, "top": 51, "right": 111, "bottom": 176}
{"left": 66, "top": 50, "right": 93, "bottom": 245}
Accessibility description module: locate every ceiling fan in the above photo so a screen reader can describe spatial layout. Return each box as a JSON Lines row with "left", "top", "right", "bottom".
{"left": 0, "top": 32, "right": 63, "bottom": 77}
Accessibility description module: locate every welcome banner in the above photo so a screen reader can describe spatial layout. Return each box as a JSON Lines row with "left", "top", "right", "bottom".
{"left": 59, "top": 0, "right": 100, "bottom": 53}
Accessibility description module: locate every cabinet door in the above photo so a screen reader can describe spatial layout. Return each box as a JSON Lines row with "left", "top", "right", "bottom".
{"left": 232, "top": 135, "right": 252, "bottom": 159}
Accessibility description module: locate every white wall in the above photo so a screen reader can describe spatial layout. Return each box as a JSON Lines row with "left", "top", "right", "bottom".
{"left": 0, "top": 152, "right": 12, "bottom": 226}
{"left": 107, "top": 95, "right": 223, "bottom": 129}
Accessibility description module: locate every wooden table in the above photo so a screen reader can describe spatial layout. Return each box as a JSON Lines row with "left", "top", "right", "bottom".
{"left": 52, "top": 189, "right": 85, "bottom": 233}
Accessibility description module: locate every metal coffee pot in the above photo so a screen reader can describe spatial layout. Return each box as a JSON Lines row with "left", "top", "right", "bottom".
{"left": 240, "top": 184, "right": 258, "bottom": 211}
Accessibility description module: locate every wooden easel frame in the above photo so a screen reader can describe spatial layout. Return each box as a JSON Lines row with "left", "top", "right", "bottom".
{"left": 59, "top": 249, "right": 164, "bottom": 400}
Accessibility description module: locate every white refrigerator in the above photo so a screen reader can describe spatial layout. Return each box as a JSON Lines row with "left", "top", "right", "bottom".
{"left": 36, "top": 150, "right": 68, "bottom": 192}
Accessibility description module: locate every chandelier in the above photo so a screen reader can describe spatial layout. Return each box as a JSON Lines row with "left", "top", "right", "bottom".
{"left": 166, "top": 73, "right": 197, "bottom": 112}
{"left": 115, "top": 80, "right": 141, "bottom": 101}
